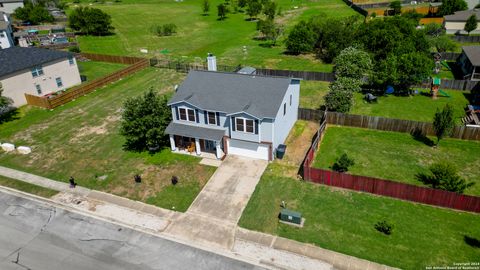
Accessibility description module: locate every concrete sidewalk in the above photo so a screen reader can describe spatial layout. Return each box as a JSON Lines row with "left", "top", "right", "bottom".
{"left": 0, "top": 165, "right": 397, "bottom": 270}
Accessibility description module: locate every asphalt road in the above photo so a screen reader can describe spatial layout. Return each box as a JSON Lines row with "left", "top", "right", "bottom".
{"left": 0, "top": 191, "right": 265, "bottom": 270}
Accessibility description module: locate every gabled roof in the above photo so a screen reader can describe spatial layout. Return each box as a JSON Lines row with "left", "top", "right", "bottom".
{"left": 168, "top": 70, "right": 294, "bottom": 119}
{"left": 463, "top": 46, "right": 480, "bottom": 66}
{"left": 444, "top": 9, "right": 480, "bottom": 22}
{"left": 165, "top": 122, "right": 225, "bottom": 141}
{"left": 0, "top": 47, "right": 72, "bottom": 78}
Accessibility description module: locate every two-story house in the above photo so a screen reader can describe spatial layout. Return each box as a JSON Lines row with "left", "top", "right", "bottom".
{"left": 0, "top": 47, "right": 82, "bottom": 107}
{"left": 0, "top": 12, "right": 13, "bottom": 49}
{"left": 165, "top": 70, "right": 300, "bottom": 161}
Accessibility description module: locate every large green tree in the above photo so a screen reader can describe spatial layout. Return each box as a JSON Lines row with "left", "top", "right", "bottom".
{"left": 285, "top": 21, "right": 317, "bottom": 54}
{"left": 464, "top": 14, "right": 478, "bottom": 35}
{"left": 334, "top": 47, "right": 372, "bottom": 82}
{"left": 257, "top": 19, "right": 282, "bottom": 45}
{"left": 324, "top": 77, "right": 361, "bottom": 112}
{"left": 438, "top": 0, "right": 468, "bottom": 16}
{"left": 246, "top": 0, "right": 262, "bottom": 19}
{"left": 263, "top": 0, "right": 276, "bottom": 20}
{"left": 69, "top": 7, "right": 114, "bottom": 36}
{"left": 14, "top": 3, "right": 54, "bottom": 25}
{"left": 389, "top": 1, "right": 402, "bottom": 15}
{"left": 433, "top": 103, "right": 455, "bottom": 146}
{"left": 217, "top": 3, "right": 228, "bottom": 20}
{"left": 120, "top": 89, "right": 171, "bottom": 152}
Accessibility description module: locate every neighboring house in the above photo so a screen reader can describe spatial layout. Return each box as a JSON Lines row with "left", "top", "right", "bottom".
{"left": 0, "top": 47, "right": 81, "bottom": 107}
{"left": 466, "top": 0, "right": 480, "bottom": 10}
{"left": 165, "top": 69, "right": 300, "bottom": 161}
{"left": 0, "top": 0, "right": 23, "bottom": 14}
{"left": 457, "top": 46, "right": 480, "bottom": 80}
{"left": 444, "top": 9, "right": 480, "bottom": 34}
{"left": 0, "top": 12, "right": 13, "bottom": 49}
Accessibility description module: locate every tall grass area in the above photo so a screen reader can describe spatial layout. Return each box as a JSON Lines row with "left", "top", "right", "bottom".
{"left": 313, "top": 126, "right": 480, "bottom": 196}
{"left": 67, "top": 0, "right": 356, "bottom": 71}
{"left": 239, "top": 169, "right": 480, "bottom": 270}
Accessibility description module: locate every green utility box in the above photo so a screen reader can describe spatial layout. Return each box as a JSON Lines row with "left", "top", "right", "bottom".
{"left": 279, "top": 209, "right": 302, "bottom": 225}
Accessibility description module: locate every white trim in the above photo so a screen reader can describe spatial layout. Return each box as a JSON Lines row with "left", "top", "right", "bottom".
{"left": 206, "top": 111, "right": 217, "bottom": 125}
{"left": 226, "top": 111, "right": 261, "bottom": 120}
{"left": 178, "top": 107, "right": 196, "bottom": 122}
{"left": 235, "top": 117, "right": 255, "bottom": 134}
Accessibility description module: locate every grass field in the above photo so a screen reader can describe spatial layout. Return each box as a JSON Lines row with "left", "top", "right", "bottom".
{"left": 0, "top": 68, "right": 215, "bottom": 212}
{"left": 239, "top": 169, "right": 480, "bottom": 270}
{"left": 67, "top": 0, "right": 357, "bottom": 71}
{"left": 313, "top": 126, "right": 480, "bottom": 196}
{"left": 78, "top": 61, "right": 127, "bottom": 81}
{"left": 0, "top": 175, "right": 59, "bottom": 198}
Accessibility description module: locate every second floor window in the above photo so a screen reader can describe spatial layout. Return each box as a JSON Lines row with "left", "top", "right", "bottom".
{"left": 179, "top": 108, "right": 195, "bottom": 122}
{"left": 56, "top": 77, "right": 63, "bottom": 87}
{"left": 207, "top": 111, "right": 216, "bottom": 125}
{"left": 31, "top": 66, "right": 44, "bottom": 77}
{"left": 235, "top": 118, "right": 255, "bottom": 133}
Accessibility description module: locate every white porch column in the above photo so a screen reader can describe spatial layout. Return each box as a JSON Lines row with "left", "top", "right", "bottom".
{"left": 195, "top": 138, "right": 201, "bottom": 156}
{"left": 169, "top": 135, "right": 176, "bottom": 151}
{"left": 215, "top": 141, "right": 222, "bottom": 159}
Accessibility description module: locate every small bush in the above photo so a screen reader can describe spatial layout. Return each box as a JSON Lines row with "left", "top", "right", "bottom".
{"left": 151, "top": 23, "right": 177, "bottom": 36}
{"left": 68, "top": 45, "right": 81, "bottom": 53}
{"left": 375, "top": 220, "right": 394, "bottom": 235}
{"left": 332, "top": 153, "right": 355, "bottom": 172}
{"left": 416, "top": 162, "right": 474, "bottom": 194}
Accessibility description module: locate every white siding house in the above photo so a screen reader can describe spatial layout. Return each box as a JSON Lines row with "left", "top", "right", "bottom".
{"left": 0, "top": 0, "right": 24, "bottom": 14}
{"left": 0, "top": 12, "right": 13, "bottom": 49}
{"left": 165, "top": 69, "right": 300, "bottom": 161}
{"left": 0, "top": 47, "right": 82, "bottom": 107}
{"left": 444, "top": 9, "right": 480, "bottom": 34}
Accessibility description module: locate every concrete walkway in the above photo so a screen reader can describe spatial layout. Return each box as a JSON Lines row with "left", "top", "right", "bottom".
{"left": 164, "top": 155, "right": 268, "bottom": 250}
{"left": 0, "top": 164, "right": 397, "bottom": 270}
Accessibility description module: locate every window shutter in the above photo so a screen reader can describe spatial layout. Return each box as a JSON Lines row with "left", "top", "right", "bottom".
{"left": 175, "top": 107, "right": 179, "bottom": 120}
{"left": 195, "top": 109, "right": 199, "bottom": 123}
{"left": 216, "top": 112, "right": 220, "bottom": 126}
{"left": 204, "top": 111, "right": 208, "bottom": 124}
{"left": 255, "top": 120, "right": 259, "bottom": 134}
{"left": 231, "top": 117, "right": 236, "bottom": 131}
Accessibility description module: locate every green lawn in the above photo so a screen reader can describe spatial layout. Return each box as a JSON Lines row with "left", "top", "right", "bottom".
{"left": 0, "top": 175, "right": 59, "bottom": 198}
{"left": 78, "top": 61, "right": 127, "bottom": 81}
{"left": 239, "top": 168, "right": 480, "bottom": 270}
{"left": 313, "top": 126, "right": 480, "bottom": 196}
{"left": 67, "top": 0, "right": 357, "bottom": 71}
{"left": 299, "top": 80, "right": 329, "bottom": 109}
{"left": 0, "top": 68, "right": 215, "bottom": 212}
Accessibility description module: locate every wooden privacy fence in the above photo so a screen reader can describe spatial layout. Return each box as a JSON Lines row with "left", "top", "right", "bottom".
{"left": 298, "top": 108, "right": 480, "bottom": 141}
{"left": 451, "top": 35, "right": 480, "bottom": 43}
{"left": 302, "top": 112, "right": 480, "bottom": 213}
{"left": 25, "top": 56, "right": 149, "bottom": 109}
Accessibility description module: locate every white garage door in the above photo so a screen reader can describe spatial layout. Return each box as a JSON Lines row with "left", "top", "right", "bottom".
{"left": 228, "top": 139, "right": 270, "bottom": 160}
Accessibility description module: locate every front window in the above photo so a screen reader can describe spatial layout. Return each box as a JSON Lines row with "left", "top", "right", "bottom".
{"left": 56, "top": 77, "right": 63, "bottom": 87}
{"left": 179, "top": 108, "right": 196, "bottom": 122}
{"left": 31, "top": 66, "right": 44, "bottom": 77}
{"left": 235, "top": 118, "right": 255, "bottom": 134}
{"left": 207, "top": 111, "right": 216, "bottom": 125}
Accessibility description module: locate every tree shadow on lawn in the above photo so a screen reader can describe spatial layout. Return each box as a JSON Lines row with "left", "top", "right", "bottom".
{"left": 464, "top": 235, "right": 480, "bottom": 248}
{"left": 410, "top": 127, "right": 435, "bottom": 147}
{"left": 0, "top": 108, "right": 20, "bottom": 125}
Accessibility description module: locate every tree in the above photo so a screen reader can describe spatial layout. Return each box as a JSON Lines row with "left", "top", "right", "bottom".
{"left": 69, "top": 7, "right": 114, "bottom": 36}
{"left": 238, "top": 0, "right": 247, "bottom": 8}
{"left": 389, "top": 1, "right": 401, "bottom": 15}
{"left": 202, "top": 0, "right": 210, "bottom": 15}
{"left": 429, "top": 35, "right": 457, "bottom": 53}
{"left": 332, "top": 153, "right": 355, "bottom": 172}
{"left": 13, "top": 3, "right": 54, "bottom": 25}
{"left": 438, "top": 0, "right": 467, "bottom": 16}
{"left": 257, "top": 19, "right": 282, "bottom": 45}
{"left": 285, "top": 21, "right": 317, "bottom": 54}
{"left": 246, "top": 0, "right": 262, "bottom": 19}
{"left": 417, "top": 162, "right": 474, "bottom": 193}
{"left": 433, "top": 103, "right": 455, "bottom": 146}
{"left": 464, "top": 14, "right": 478, "bottom": 35}
{"left": 0, "top": 83, "right": 13, "bottom": 114}
{"left": 120, "top": 89, "right": 171, "bottom": 152}
{"left": 323, "top": 78, "right": 360, "bottom": 112}
{"left": 334, "top": 47, "right": 372, "bottom": 82}
{"left": 217, "top": 3, "right": 228, "bottom": 20}
{"left": 263, "top": 0, "right": 276, "bottom": 20}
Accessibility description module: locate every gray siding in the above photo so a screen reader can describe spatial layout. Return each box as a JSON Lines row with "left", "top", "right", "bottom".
{"left": 260, "top": 118, "right": 274, "bottom": 143}
{"left": 273, "top": 81, "right": 300, "bottom": 150}
{"left": 229, "top": 112, "right": 260, "bottom": 142}
{"left": 171, "top": 102, "right": 228, "bottom": 137}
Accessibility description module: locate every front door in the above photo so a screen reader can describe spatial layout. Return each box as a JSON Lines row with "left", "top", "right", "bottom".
{"left": 202, "top": 140, "right": 216, "bottom": 152}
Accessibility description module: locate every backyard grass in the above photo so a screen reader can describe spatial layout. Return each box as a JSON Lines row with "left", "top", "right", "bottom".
{"left": 352, "top": 89, "right": 469, "bottom": 123}
{"left": 299, "top": 80, "right": 329, "bottom": 109}
{"left": 313, "top": 126, "right": 480, "bottom": 196}
{"left": 66, "top": 0, "right": 357, "bottom": 71}
{"left": 239, "top": 168, "right": 480, "bottom": 270}
{"left": 78, "top": 61, "right": 127, "bottom": 81}
{"left": 0, "top": 68, "right": 216, "bottom": 212}
{"left": 0, "top": 175, "right": 59, "bottom": 198}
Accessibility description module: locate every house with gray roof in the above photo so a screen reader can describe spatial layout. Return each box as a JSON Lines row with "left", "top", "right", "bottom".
{"left": 165, "top": 70, "right": 300, "bottom": 160}
{"left": 0, "top": 47, "right": 81, "bottom": 107}
{"left": 0, "top": 12, "right": 13, "bottom": 49}
{"left": 0, "top": 0, "right": 23, "bottom": 14}
{"left": 457, "top": 46, "right": 480, "bottom": 80}
{"left": 444, "top": 9, "right": 480, "bottom": 34}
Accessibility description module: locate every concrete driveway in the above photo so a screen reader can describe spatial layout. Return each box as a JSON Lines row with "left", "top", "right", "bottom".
{"left": 165, "top": 155, "right": 268, "bottom": 250}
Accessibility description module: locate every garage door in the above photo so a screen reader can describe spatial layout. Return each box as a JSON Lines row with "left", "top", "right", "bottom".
{"left": 228, "top": 139, "right": 270, "bottom": 160}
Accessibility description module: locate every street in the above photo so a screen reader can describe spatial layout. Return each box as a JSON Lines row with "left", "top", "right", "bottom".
{"left": 0, "top": 191, "right": 265, "bottom": 270}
